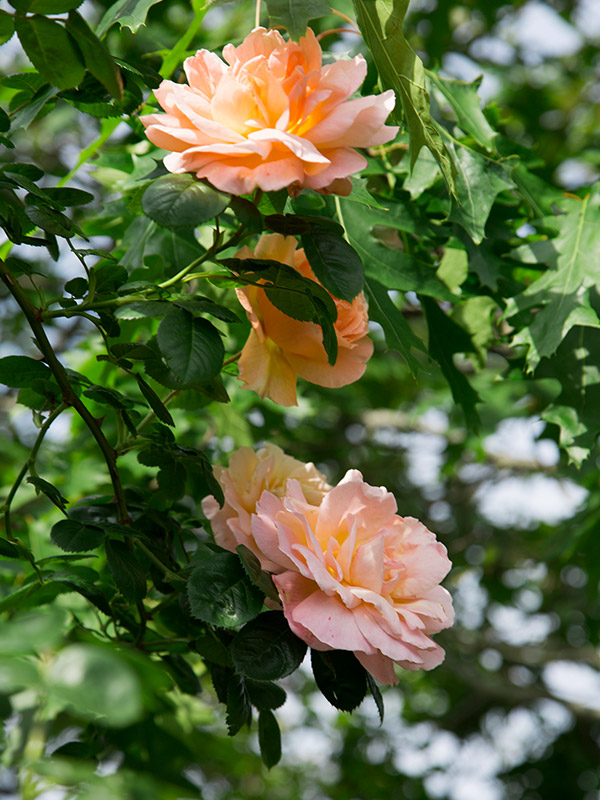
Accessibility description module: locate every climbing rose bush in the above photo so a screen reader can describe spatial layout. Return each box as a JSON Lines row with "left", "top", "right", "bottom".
{"left": 141, "top": 26, "right": 398, "bottom": 195}
{"left": 235, "top": 233, "right": 373, "bottom": 405}
{"left": 251, "top": 469, "right": 454, "bottom": 684}
{"left": 202, "top": 442, "right": 329, "bottom": 569}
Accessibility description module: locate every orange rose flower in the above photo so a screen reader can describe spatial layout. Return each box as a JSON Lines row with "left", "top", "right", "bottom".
{"left": 235, "top": 233, "right": 373, "bottom": 406}
{"left": 141, "top": 27, "right": 398, "bottom": 196}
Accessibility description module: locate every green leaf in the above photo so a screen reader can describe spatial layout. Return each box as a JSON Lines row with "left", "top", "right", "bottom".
{"left": 352, "top": 0, "right": 456, "bottom": 194}
{"left": 105, "top": 538, "right": 147, "bottom": 602}
{"left": 157, "top": 309, "right": 224, "bottom": 385}
{"left": 0, "top": 10, "right": 14, "bottom": 46}
{"left": 437, "top": 245, "right": 468, "bottom": 292}
{"left": 0, "top": 537, "right": 24, "bottom": 560}
{"left": 46, "top": 644, "right": 143, "bottom": 727}
{"left": 162, "top": 654, "right": 201, "bottom": 695}
{"left": 428, "top": 73, "right": 497, "bottom": 152}
{"left": 0, "top": 582, "right": 73, "bottom": 614}
{"left": 66, "top": 11, "right": 123, "bottom": 100}
{"left": 236, "top": 544, "right": 280, "bottom": 602}
{"left": 187, "top": 552, "right": 264, "bottom": 629}
{"left": 537, "top": 328, "right": 600, "bottom": 466}
{"left": 157, "top": 461, "right": 187, "bottom": 500}
{"left": 135, "top": 374, "right": 175, "bottom": 426}
{"left": 448, "top": 146, "right": 516, "bottom": 244}
{"left": 230, "top": 611, "right": 307, "bottom": 681}
{"left": 311, "top": 650, "right": 367, "bottom": 712}
{"left": 142, "top": 174, "right": 229, "bottom": 228}
{"left": 174, "top": 298, "right": 242, "bottom": 324}
{"left": 258, "top": 709, "right": 282, "bottom": 768}
{"left": 226, "top": 258, "right": 339, "bottom": 365}
{"left": 51, "top": 519, "right": 105, "bottom": 552}
{"left": 341, "top": 203, "right": 454, "bottom": 300}
{"left": 346, "top": 177, "right": 390, "bottom": 210}
{"left": 24, "top": 205, "right": 77, "bottom": 238}
{"left": 300, "top": 219, "right": 364, "bottom": 301}
{"left": 366, "top": 672, "right": 384, "bottom": 723}
{"left": 507, "top": 187, "right": 600, "bottom": 371}
{"left": 0, "top": 607, "right": 67, "bottom": 655}
{"left": 0, "top": 355, "right": 51, "bottom": 388}
{"left": 422, "top": 297, "right": 480, "bottom": 429}
{"left": 226, "top": 673, "right": 252, "bottom": 735}
{"left": 96, "top": 0, "right": 163, "bottom": 37}
{"left": 230, "top": 195, "right": 263, "bottom": 233}
{"left": 246, "top": 679, "right": 287, "bottom": 711}
{"left": 27, "top": 476, "right": 69, "bottom": 511}
{"left": 10, "top": 84, "right": 59, "bottom": 130}
{"left": 265, "top": 0, "right": 330, "bottom": 39}
{"left": 65, "top": 277, "right": 88, "bottom": 297}
{"left": 364, "top": 277, "right": 426, "bottom": 375}
{"left": 14, "top": 15, "right": 85, "bottom": 90}
{"left": 12, "top": 0, "right": 83, "bottom": 11}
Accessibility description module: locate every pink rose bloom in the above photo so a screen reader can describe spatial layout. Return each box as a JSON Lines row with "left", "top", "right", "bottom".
{"left": 202, "top": 443, "right": 330, "bottom": 571}
{"left": 235, "top": 233, "right": 373, "bottom": 406}
{"left": 251, "top": 470, "right": 454, "bottom": 684}
{"left": 141, "top": 27, "right": 398, "bottom": 196}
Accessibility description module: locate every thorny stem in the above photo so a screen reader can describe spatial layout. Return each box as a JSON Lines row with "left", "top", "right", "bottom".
{"left": 0, "top": 259, "right": 130, "bottom": 524}
{"left": 1, "top": 403, "right": 68, "bottom": 542}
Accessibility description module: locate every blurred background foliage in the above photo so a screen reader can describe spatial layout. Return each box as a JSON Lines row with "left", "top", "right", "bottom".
{"left": 1, "top": 1, "right": 600, "bottom": 799}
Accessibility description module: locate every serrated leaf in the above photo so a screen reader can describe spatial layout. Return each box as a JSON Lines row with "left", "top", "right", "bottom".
{"left": 352, "top": 0, "right": 456, "bottom": 195}
{"left": 157, "top": 461, "right": 187, "bottom": 500}
{"left": 236, "top": 544, "right": 279, "bottom": 601}
{"left": 142, "top": 174, "right": 229, "bottom": 228}
{"left": 157, "top": 309, "right": 224, "bottom": 385}
{"left": 226, "top": 673, "right": 252, "bottom": 735}
{"left": 27, "top": 477, "right": 69, "bottom": 511}
{"left": 265, "top": 0, "right": 330, "bottom": 39}
{"left": 230, "top": 611, "right": 307, "bottom": 681}
{"left": 536, "top": 327, "right": 600, "bottom": 466}
{"left": 429, "top": 73, "right": 497, "bottom": 152}
{"left": 0, "top": 355, "right": 51, "bottom": 388}
{"left": 11, "top": 84, "right": 59, "bottom": 130}
{"left": 341, "top": 203, "right": 454, "bottom": 300}
{"left": 105, "top": 538, "right": 147, "bottom": 602}
{"left": 15, "top": 15, "right": 85, "bottom": 90}
{"left": 448, "top": 146, "right": 516, "bottom": 244}
{"left": 187, "top": 552, "right": 264, "bottom": 629}
{"left": 96, "top": 0, "right": 162, "bottom": 36}
{"left": 135, "top": 374, "right": 175, "bottom": 426}
{"left": 246, "top": 679, "right": 287, "bottom": 711}
{"left": 507, "top": 187, "right": 600, "bottom": 371}
{"left": 422, "top": 297, "right": 480, "bottom": 429}
{"left": 366, "top": 672, "right": 384, "bottom": 723}
{"left": 311, "top": 650, "right": 367, "bottom": 712}
{"left": 300, "top": 219, "right": 364, "bottom": 301}
{"left": 66, "top": 11, "right": 123, "bottom": 100}
{"left": 51, "top": 519, "right": 105, "bottom": 552}
{"left": 0, "top": 537, "right": 23, "bottom": 560}
{"left": 0, "top": 11, "right": 14, "bottom": 46}
{"left": 364, "top": 277, "right": 426, "bottom": 375}
{"left": 258, "top": 709, "right": 282, "bottom": 768}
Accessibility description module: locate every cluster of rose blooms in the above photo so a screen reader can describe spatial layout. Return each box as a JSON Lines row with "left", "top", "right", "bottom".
{"left": 143, "top": 27, "right": 454, "bottom": 682}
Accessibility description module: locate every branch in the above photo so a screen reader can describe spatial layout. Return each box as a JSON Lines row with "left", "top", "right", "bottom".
{"left": 0, "top": 260, "right": 130, "bottom": 524}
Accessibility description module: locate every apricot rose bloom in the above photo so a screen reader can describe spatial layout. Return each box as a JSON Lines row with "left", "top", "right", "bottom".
{"left": 252, "top": 470, "right": 454, "bottom": 684}
{"left": 201, "top": 442, "right": 330, "bottom": 571}
{"left": 236, "top": 233, "right": 373, "bottom": 406}
{"left": 140, "top": 27, "right": 398, "bottom": 196}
